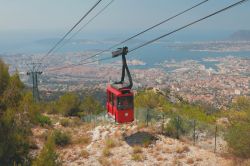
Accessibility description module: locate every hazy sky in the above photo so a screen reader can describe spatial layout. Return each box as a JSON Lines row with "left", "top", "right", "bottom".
{"left": 0, "top": 0, "right": 249, "bottom": 41}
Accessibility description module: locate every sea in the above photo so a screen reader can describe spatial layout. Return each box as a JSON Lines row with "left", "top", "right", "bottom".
{"left": 0, "top": 31, "right": 249, "bottom": 70}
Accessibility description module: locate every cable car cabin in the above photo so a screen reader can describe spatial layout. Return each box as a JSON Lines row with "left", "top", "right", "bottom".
{"left": 106, "top": 85, "right": 134, "bottom": 123}
{"left": 107, "top": 46, "right": 134, "bottom": 123}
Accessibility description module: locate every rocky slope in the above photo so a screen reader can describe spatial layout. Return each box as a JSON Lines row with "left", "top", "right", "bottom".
{"left": 30, "top": 115, "right": 235, "bottom": 166}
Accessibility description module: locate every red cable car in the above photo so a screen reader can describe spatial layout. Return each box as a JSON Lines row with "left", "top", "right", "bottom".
{"left": 106, "top": 47, "right": 134, "bottom": 123}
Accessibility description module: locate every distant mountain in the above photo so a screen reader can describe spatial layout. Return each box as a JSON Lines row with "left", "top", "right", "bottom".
{"left": 229, "top": 30, "right": 250, "bottom": 41}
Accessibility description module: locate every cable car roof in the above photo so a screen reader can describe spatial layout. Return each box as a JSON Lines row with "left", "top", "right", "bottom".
{"left": 107, "top": 85, "right": 133, "bottom": 96}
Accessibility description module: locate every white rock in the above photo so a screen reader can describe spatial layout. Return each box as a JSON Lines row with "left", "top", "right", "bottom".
{"left": 101, "top": 131, "right": 109, "bottom": 140}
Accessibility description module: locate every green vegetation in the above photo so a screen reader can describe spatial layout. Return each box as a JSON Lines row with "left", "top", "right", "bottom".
{"left": 0, "top": 59, "right": 30, "bottom": 165}
{"left": 57, "top": 93, "right": 80, "bottom": 116}
{"left": 135, "top": 90, "right": 166, "bottom": 110}
{"left": 0, "top": 58, "right": 105, "bottom": 165}
{"left": 165, "top": 116, "right": 188, "bottom": 139}
{"left": 79, "top": 96, "right": 104, "bottom": 116}
{"left": 135, "top": 90, "right": 216, "bottom": 124}
{"left": 1, "top": 56, "right": 249, "bottom": 165}
{"left": 60, "top": 118, "right": 71, "bottom": 127}
{"left": 225, "top": 122, "right": 250, "bottom": 158}
{"left": 33, "top": 134, "right": 60, "bottom": 166}
{"left": 175, "top": 104, "right": 216, "bottom": 123}
{"left": 133, "top": 146, "right": 143, "bottom": 154}
{"left": 46, "top": 93, "right": 104, "bottom": 118}
{"left": 225, "top": 96, "right": 250, "bottom": 159}
{"left": 53, "top": 130, "right": 71, "bottom": 147}
{"left": 131, "top": 153, "right": 144, "bottom": 162}
{"left": 102, "top": 147, "right": 111, "bottom": 157}
{"left": 105, "top": 138, "right": 116, "bottom": 149}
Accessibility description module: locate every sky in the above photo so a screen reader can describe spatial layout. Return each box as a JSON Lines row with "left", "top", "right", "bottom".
{"left": 0, "top": 0, "right": 250, "bottom": 50}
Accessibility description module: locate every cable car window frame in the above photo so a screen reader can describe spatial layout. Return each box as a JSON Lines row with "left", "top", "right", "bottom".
{"left": 117, "top": 95, "right": 133, "bottom": 110}
{"left": 111, "top": 93, "right": 115, "bottom": 106}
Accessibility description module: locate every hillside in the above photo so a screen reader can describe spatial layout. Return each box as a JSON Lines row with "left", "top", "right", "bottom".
{"left": 1, "top": 59, "right": 250, "bottom": 166}
{"left": 31, "top": 114, "right": 232, "bottom": 166}
{"left": 228, "top": 30, "right": 250, "bottom": 41}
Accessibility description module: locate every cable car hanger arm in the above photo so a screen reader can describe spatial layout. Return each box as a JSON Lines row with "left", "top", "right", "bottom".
{"left": 112, "top": 47, "right": 133, "bottom": 89}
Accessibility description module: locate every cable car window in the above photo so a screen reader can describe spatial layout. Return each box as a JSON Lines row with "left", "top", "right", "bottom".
{"left": 117, "top": 96, "right": 133, "bottom": 110}
{"left": 111, "top": 93, "right": 115, "bottom": 106}
{"left": 108, "top": 92, "right": 111, "bottom": 103}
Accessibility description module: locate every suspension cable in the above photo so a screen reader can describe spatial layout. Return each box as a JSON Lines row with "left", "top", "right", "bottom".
{"left": 77, "top": 0, "right": 209, "bottom": 63}
{"left": 46, "top": 0, "right": 248, "bottom": 72}
{"left": 39, "top": 0, "right": 103, "bottom": 64}
{"left": 52, "top": 0, "right": 115, "bottom": 54}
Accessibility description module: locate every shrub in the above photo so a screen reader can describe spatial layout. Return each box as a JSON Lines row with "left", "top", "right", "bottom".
{"left": 98, "top": 157, "right": 110, "bottom": 166}
{"left": 186, "top": 158, "right": 194, "bottom": 164}
{"left": 53, "top": 130, "right": 71, "bottom": 147}
{"left": 37, "top": 115, "right": 52, "bottom": 127}
{"left": 225, "top": 122, "right": 250, "bottom": 158}
{"left": 81, "top": 150, "right": 89, "bottom": 158}
{"left": 57, "top": 93, "right": 80, "bottom": 116}
{"left": 60, "top": 119, "right": 70, "bottom": 127}
{"left": 73, "top": 135, "right": 90, "bottom": 145}
{"left": 176, "top": 145, "right": 190, "bottom": 153}
{"left": 79, "top": 96, "right": 104, "bottom": 117}
{"left": 131, "top": 153, "right": 144, "bottom": 162}
{"left": 142, "top": 137, "right": 151, "bottom": 147}
{"left": 46, "top": 102, "right": 59, "bottom": 114}
{"left": 0, "top": 108, "right": 30, "bottom": 165}
{"left": 165, "top": 116, "right": 192, "bottom": 139}
{"left": 133, "top": 146, "right": 143, "bottom": 154}
{"left": 105, "top": 138, "right": 116, "bottom": 148}
{"left": 176, "top": 104, "right": 216, "bottom": 123}
{"left": 32, "top": 135, "right": 59, "bottom": 166}
{"left": 102, "top": 147, "right": 111, "bottom": 157}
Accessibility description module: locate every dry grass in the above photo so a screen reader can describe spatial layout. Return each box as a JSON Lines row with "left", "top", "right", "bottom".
{"left": 176, "top": 145, "right": 190, "bottom": 154}
{"left": 131, "top": 153, "right": 144, "bottom": 162}
{"left": 163, "top": 147, "right": 172, "bottom": 153}
{"left": 157, "top": 156, "right": 164, "bottom": 161}
{"left": 111, "top": 159, "right": 123, "bottom": 165}
{"left": 231, "top": 158, "right": 250, "bottom": 166}
{"left": 102, "top": 147, "right": 111, "bottom": 157}
{"left": 164, "top": 138, "right": 173, "bottom": 145}
{"left": 148, "top": 148, "right": 154, "bottom": 154}
{"left": 196, "top": 157, "right": 203, "bottom": 162}
{"left": 98, "top": 157, "right": 110, "bottom": 166}
{"left": 186, "top": 158, "right": 194, "bottom": 164}
{"left": 73, "top": 135, "right": 91, "bottom": 145}
{"left": 172, "top": 156, "right": 180, "bottom": 166}
{"left": 142, "top": 137, "right": 151, "bottom": 147}
{"left": 60, "top": 118, "right": 71, "bottom": 127}
{"left": 114, "top": 130, "right": 123, "bottom": 139}
{"left": 152, "top": 151, "right": 161, "bottom": 158}
{"left": 155, "top": 143, "right": 163, "bottom": 151}
{"left": 178, "top": 154, "right": 186, "bottom": 159}
{"left": 71, "top": 117, "right": 83, "bottom": 126}
{"left": 105, "top": 138, "right": 116, "bottom": 149}
{"left": 137, "top": 123, "right": 146, "bottom": 130}
{"left": 80, "top": 149, "right": 89, "bottom": 158}
{"left": 133, "top": 146, "right": 143, "bottom": 154}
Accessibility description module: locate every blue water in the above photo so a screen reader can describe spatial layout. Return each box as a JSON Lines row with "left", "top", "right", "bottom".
{"left": 1, "top": 35, "right": 249, "bottom": 70}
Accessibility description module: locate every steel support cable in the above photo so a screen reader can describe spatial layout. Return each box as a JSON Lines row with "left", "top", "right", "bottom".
{"left": 39, "top": 0, "right": 103, "bottom": 64}
{"left": 52, "top": 0, "right": 115, "bottom": 54}
{"left": 46, "top": 0, "right": 248, "bottom": 72}
{"left": 129, "top": 0, "right": 249, "bottom": 53}
{"left": 45, "top": 0, "right": 209, "bottom": 72}
{"left": 76, "top": 0, "right": 209, "bottom": 64}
